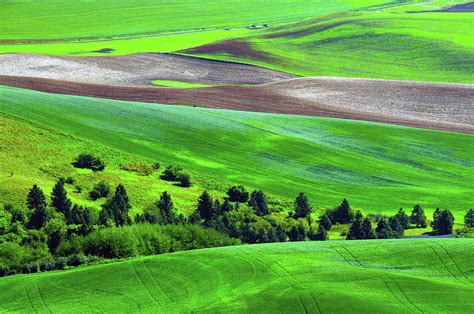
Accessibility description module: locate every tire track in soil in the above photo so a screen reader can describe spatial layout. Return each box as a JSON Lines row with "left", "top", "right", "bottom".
{"left": 129, "top": 261, "right": 161, "bottom": 307}
{"left": 42, "top": 277, "right": 104, "bottom": 312}
{"left": 252, "top": 248, "right": 322, "bottom": 314}
{"left": 330, "top": 243, "right": 421, "bottom": 313}
{"left": 432, "top": 241, "right": 473, "bottom": 284}
{"left": 425, "top": 242, "right": 467, "bottom": 285}
{"left": 35, "top": 278, "right": 52, "bottom": 313}
{"left": 23, "top": 285, "right": 38, "bottom": 314}
{"left": 141, "top": 259, "right": 174, "bottom": 304}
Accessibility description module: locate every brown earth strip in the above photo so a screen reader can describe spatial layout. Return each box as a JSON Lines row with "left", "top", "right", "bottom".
{"left": 182, "top": 41, "right": 273, "bottom": 62}
{"left": 0, "top": 53, "right": 293, "bottom": 87}
{"left": 1, "top": 75, "right": 472, "bottom": 134}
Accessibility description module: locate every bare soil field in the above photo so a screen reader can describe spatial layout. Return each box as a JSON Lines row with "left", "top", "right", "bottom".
{"left": 0, "top": 53, "right": 293, "bottom": 86}
{"left": 438, "top": 2, "right": 474, "bottom": 12}
{"left": 1, "top": 74, "right": 472, "bottom": 134}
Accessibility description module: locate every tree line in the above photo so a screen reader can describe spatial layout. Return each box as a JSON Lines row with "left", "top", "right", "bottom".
{"left": 1, "top": 164, "right": 472, "bottom": 276}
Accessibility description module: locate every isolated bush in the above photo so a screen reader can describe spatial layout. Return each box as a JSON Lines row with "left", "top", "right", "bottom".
{"left": 72, "top": 153, "right": 105, "bottom": 171}
{"left": 161, "top": 165, "right": 183, "bottom": 181}
{"left": 177, "top": 171, "right": 192, "bottom": 187}
{"left": 89, "top": 181, "right": 110, "bottom": 200}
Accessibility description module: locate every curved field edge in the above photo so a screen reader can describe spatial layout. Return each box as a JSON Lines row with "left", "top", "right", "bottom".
{"left": 182, "top": 11, "right": 474, "bottom": 84}
{"left": 0, "top": 85, "right": 473, "bottom": 219}
{"left": 0, "top": 239, "right": 473, "bottom": 313}
{"left": 2, "top": 0, "right": 464, "bottom": 41}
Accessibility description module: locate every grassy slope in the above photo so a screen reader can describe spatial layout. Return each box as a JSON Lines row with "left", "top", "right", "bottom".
{"left": 0, "top": 0, "right": 398, "bottom": 41}
{"left": 0, "top": 0, "right": 468, "bottom": 58}
{"left": 184, "top": 11, "right": 474, "bottom": 83}
{"left": 0, "top": 239, "right": 473, "bottom": 312}
{"left": 1, "top": 86, "right": 473, "bottom": 219}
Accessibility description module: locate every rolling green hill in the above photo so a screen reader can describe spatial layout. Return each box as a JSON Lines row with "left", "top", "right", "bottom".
{"left": 0, "top": 238, "right": 472, "bottom": 312}
{"left": 0, "top": 0, "right": 435, "bottom": 41}
{"left": 1, "top": 86, "right": 473, "bottom": 219}
{"left": 184, "top": 11, "right": 474, "bottom": 83}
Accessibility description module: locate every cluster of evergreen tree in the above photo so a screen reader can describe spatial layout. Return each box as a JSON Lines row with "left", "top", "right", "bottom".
{"left": 1, "top": 175, "right": 472, "bottom": 277}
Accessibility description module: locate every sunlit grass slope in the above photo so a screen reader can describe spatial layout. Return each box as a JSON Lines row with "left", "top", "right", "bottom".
{"left": 1, "top": 86, "right": 473, "bottom": 217}
{"left": 185, "top": 11, "right": 474, "bottom": 83}
{"left": 0, "top": 0, "right": 468, "bottom": 57}
{"left": 0, "top": 239, "right": 473, "bottom": 312}
{"left": 0, "top": 0, "right": 393, "bottom": 41}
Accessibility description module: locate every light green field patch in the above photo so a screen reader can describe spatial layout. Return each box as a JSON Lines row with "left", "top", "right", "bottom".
{"left": 0, "top": 28, "right": 253, "bottom": 56}
{"left": 1, "top": 86, "right": 473, "bottom": 219}
{"left": 151, "top": 80, "right": 221, "bottom": 88}
{"left": 185, "top": 11, "right": 474, "bottom": 83}
{"left": 0, "top": 239, "right": 472, "bottom": 312}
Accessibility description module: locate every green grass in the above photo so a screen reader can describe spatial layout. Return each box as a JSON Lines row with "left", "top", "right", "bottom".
{"left": 0, "top": 28, "right": 254, "bottom": 57}
{"left": 184, "top": 11, "right": 474, "bottom": 83}
{"left": 0, "top": 0, "right": 468, "bottom": 59}
{"left": 0, "top": 238, "right": 472, "bottom": 312}
{"left": 151, "top": 80, "right": 225, "bottom": 88}
{"left": 1, "top": 86, "right": 473, "bottom": 220}
{"left": 0, "top": 0, "right": 405, "bottom": 41}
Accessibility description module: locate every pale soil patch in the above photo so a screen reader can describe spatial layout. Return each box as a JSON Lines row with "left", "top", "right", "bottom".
{"left": 267, "top": 76, "right": 474, "bottom": 128}
{"left": 0, "top": 53, "right": 293, "bottom": 87}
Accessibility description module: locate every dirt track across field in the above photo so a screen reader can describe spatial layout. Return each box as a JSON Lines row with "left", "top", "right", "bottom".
{"left": 1, "top": 74, "right": 472, "bottom": 134}
{"left": 0, "top": 53, "right": 293, "bottom": 86}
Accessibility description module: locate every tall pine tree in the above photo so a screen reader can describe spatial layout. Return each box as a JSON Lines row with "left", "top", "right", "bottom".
{"left": 335, "top": 198, "right": 354, "bottom": 223}
{"left": 157, "top": 191, "right": 176, "bottom": 224}
{"left": 197, "top": 191, "right": 214, "bottom": 221}
{"left": 99, "top": 184, "right": 131, "bottom": 226}
{"left": 51, "top": 178, "right": 72, "bottom": 219}
{"left": 395, "top": 208, "right": 410, "bottom": 229}
{"left": 27, "top": 185, "right": 50, "bottom": 229}
{"left": 294, "top": 192, "right": 311, "bottom": 219}
{"left": 411, "top": 205, "right": 427, "bottom": 228}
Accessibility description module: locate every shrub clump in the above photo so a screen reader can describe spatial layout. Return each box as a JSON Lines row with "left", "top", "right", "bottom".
{"left": 89, "top": 181, "right": 110, "bottom": 200}
{"left": 72, "top": 153, "right": 105, "bottom": 171}
{"left": 120, "top": 162, "right": 155, "bottom": 176}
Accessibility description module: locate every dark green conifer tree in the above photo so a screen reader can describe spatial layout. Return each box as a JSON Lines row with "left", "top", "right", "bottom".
{"left": 375, "top": 219, "right": 392, "bottom": 239}
{"left": 432, "top": 209, "right": 455, "bottom": 235}
{"left": 320, "top": 214, "right": 333, "bottom": 231}
{"left": 248, "top": 190, "right": 268, "bottom": 216}
{"left": 294, "top": 192, "right": 312, "bottom": 219}
{"left": 411, "top": 205, "right": 427, "bottom": 228}
{"left": 197, "top": 191, "right": 214, "bottom": 221}
{"left": 395, "top": 208, "right": 410, "bottom": 229}
{"left": 389, "top": 216, "right": 404, "bottom": 237}
{"left": 51, "top": 178, "right": 72, "bottom": 219}
{"left": 27, "top": 185, "right": 50, "bottom": 230}
{"left": 157, "top": 191, "right": 176, "bottom": 224}
{"left": 99, "top": 184, "right": 131, "bottom": 226}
